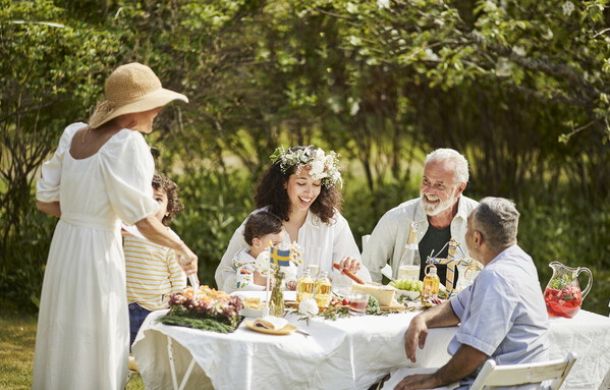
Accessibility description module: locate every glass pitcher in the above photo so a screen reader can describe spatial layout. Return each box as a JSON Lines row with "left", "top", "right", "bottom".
{"left": 543, "top": 261, "right": 593, "bottom": 318}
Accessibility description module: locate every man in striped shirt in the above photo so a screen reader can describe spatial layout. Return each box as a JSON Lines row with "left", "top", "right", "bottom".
{"left": 124, "top": 174, "right": 186, "bottom": 347}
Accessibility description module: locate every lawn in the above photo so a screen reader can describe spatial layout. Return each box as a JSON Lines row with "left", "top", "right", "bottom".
{"left": 0, "top": 314, "right": 144, "bottom": 390}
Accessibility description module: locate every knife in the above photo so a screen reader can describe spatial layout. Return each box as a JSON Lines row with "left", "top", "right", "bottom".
{"left": 295, "top": 328, "right": 310, "bottom": 337}
{"left": 188, "top": 274, "right": 200, "bottom": 291}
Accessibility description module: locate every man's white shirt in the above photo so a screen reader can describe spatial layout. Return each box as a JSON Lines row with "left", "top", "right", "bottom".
{"left": 362, "top": 196, "right": 479, "bottom": 282}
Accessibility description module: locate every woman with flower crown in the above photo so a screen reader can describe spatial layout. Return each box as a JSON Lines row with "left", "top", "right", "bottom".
{"left": 215, "top": 145, "right": 371, "bottom": 292}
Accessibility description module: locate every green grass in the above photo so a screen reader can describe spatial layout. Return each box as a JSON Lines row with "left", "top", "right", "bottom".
{"left": 0, "top": 314, "right": 144, "bottom": 390}
{"left": 0, "top": 315, "right": 36, "bottom": 390}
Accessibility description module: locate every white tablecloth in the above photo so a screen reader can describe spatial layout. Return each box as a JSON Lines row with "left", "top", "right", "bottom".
{"left": 133, "top": 309, "right": 610, "bottom": 390}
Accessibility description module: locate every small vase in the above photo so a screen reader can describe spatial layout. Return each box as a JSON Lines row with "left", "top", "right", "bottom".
{"left": 269, "top": 268, "right": 285, "bottom": 317}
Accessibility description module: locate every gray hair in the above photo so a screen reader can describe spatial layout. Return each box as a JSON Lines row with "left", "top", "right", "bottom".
{"left": 471, "top": 197, "right": 520, "bottom": 250}
{"left": 424, "top": 148, "right": 469, "bottom": 183}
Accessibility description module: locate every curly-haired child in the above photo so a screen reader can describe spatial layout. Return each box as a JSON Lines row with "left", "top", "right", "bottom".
{"left": 124, "top": 173, "right": 186, "bottom": 347}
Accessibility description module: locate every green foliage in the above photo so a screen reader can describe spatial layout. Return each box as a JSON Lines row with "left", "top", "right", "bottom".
{"left": 548, "top": 275, "right": 572, "bottom": 291}
{"left": 160, "top": 314, "right": 238, "bottom": 333}
{"left": 171, "top": 167, "right": 253, "bottom": 288}
{"left": 1, "top": 0, "right": 609, "bottom": 317}
{"left": 0, "top": 201, "right": 58, "bottom": 312}
{"left": 320, "top": 304, "right": 350, "bottom": 320}
{"left": 517, "top": 195, "right": 610, "bottom": 314}
{"left": 1, "top": 0, "right": 123, "bottom": 310}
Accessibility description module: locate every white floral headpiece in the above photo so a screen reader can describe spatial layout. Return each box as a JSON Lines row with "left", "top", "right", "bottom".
{"left": 270, "top": 146, "right": 342, "bottom": 188}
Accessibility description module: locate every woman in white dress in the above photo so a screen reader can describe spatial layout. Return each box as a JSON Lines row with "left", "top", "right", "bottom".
{"left": 33, "top": 63, "right": 198, "bottom": 390}
{"left": 215, "top": 146, "right": 371, "bottom": 292}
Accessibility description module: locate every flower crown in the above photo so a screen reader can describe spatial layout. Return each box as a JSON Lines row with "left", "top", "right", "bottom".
{"left": 269, "top": 146, "right": 342, "bottom": 188}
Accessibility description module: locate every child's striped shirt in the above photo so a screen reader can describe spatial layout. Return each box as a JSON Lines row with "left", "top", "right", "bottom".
{"left": 124, "top": 229, "right": 186, "bottom": 311}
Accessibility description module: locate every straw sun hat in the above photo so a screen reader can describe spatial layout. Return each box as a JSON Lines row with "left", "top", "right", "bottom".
{"left": 88, "top": 62, "right": 188, "bottom": 129}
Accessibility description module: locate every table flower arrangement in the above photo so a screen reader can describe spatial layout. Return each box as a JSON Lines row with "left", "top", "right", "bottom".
{"left": 161, "top": 285, "right": 244, "bottom": 333}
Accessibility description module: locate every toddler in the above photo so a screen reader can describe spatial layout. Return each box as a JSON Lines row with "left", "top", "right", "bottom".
{"left": 231, "top": 211, "right": 296, "bottom": 291}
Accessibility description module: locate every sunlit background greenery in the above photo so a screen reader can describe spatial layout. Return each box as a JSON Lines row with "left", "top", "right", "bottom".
{"left": 3, "top": 1, "right": 610, "bottom": 387}
{"left": 2, "top": 0, "right": 609, "bottom": 316}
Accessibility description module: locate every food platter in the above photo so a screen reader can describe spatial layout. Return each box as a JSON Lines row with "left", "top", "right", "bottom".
{"left": 379, "top": 302, "right": 407, "bottom": 313}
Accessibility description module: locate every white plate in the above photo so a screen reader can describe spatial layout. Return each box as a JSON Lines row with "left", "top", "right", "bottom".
{"left": 394, "top": 289, "right": 420, "bottom": 300}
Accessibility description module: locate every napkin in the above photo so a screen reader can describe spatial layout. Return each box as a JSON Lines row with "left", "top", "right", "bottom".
{"left": 254, "top": 316, "right": 288, "bottom": 330}
{"left": 243, "top": 297, "right": 262, "bottom": 309}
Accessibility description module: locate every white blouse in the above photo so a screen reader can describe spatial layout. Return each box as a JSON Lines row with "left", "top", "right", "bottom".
{"left": 215, "top": 207, "right": 371, "bottom": 292}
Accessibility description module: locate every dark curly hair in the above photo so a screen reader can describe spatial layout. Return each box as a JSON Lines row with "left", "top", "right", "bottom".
{"left": 254, "top": 146, "right": 342, "bottom": 224}
{"left": 152, "top": 173, "right": 183, "bottom": 226}
{"left": 243, "top": 211, "right": 284, "bottom": 246}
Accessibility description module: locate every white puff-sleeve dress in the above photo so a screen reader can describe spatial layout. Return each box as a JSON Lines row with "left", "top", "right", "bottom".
{"left": 33, "top": 123, "right": 159, "bottom": 390}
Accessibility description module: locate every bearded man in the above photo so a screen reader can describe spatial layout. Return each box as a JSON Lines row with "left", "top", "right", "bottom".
{"left": 362, "top": 148, "right": 478, "bottom": 286}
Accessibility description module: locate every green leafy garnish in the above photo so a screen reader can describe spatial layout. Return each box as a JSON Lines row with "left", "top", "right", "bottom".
{"left": 549, "top": 275, "right": 571, "bottom": 290}
{"left": 366, "top": 296, "right": 382, "bottom": 315}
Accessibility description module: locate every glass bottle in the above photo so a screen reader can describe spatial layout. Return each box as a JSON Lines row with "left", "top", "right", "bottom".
{"left": 314, "top": 271, "right": 332, "bottom": 309}
{"left": 397, "top": 223, "right": 421, "bottom": 280}
{"left": 307, "top": 264, "right": 320, "bottom": 279}
{"left": 421, "top": 265, "right": 440, "bottom": 303}
{"left": 296, "top": 269, "right": 315, "bottom": 304}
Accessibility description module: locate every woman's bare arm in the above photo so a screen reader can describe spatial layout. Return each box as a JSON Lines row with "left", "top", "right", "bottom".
{"left": 36, "top": 201, "right": 61, "bottom": 218}
{"left": 135, "top": 216, "right": 198, "bottom": 275}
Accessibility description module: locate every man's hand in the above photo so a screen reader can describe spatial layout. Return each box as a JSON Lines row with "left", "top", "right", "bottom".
{"left": 404, "top": 315, "right": 428, "bottom": 363}
{"left": 394, "top": 373, "right": 441, "bottom": 390}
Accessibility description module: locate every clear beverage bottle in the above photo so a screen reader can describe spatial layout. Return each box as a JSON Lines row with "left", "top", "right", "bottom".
{"left": 306, "top": 264, "right": 320, "bottom": 279}
{"left": 314, "top": 271, "right": 332, "bottom": 309}
{"left": 296, "top": 269, "right": 315, "bottom": 304}
{"left": 421, "top": 265, "right": 440, "bottom": 302}
{"left": 397, "top": 223, "right": 421, "bottom": 280}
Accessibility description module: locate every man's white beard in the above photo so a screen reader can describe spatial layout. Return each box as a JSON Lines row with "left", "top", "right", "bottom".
{"left": 420, "top": 191, "right": 458, "bottom": 216}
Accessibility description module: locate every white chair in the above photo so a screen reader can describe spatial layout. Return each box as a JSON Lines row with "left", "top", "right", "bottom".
{"left": 601, "top": 370, "right": 610, "bottom": 390}
{"left": 470, "top": 352, "right": 577, "bottom": 390}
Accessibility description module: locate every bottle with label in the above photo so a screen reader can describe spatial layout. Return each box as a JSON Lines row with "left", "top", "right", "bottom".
{"left": 421, "top": 265, "right": 440, "bottom": 303}
{"left": 314, "top": 271, "right": 332, "bottom": 309}
{"left": 296, "top": 269, "right": 315, "bottom": 304}
{"left": 397, "top": 222, "right": 421, "bottom": 280}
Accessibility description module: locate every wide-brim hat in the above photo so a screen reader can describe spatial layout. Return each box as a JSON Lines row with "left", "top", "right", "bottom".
{"left": 88, "top": 62, "right": 188, "bottom": 129}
